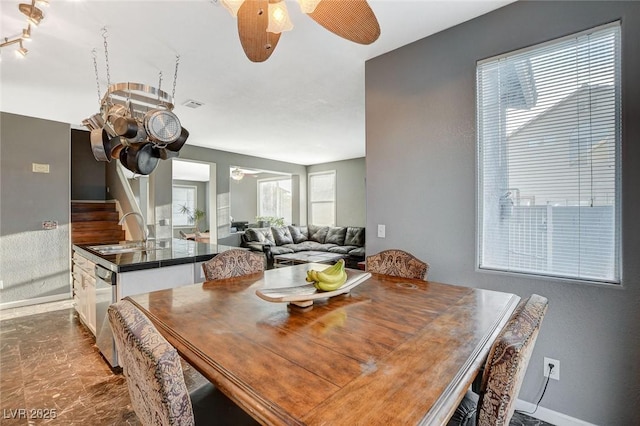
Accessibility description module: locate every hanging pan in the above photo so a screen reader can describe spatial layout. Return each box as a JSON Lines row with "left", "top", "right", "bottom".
{"left": 90, "top": 128, "right": 111, "bottom": 162}
{"left": 121, "top": 142, "right": 160, "bottom": 175}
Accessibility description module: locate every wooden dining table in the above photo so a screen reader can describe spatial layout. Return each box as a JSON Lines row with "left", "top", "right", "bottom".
{"left": 127, "top": 263, "right": 520, "bottom": 426}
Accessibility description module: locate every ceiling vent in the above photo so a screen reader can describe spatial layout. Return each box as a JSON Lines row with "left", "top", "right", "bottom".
{"left": 183, "top": 100, "right": 204, "bottom": 109}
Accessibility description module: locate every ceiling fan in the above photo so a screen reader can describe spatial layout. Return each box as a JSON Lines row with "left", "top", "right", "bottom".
{"left": 220, "top": 0, "right": 381, "bottom": 62}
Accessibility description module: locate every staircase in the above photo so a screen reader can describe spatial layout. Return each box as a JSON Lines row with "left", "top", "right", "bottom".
{"left": 71, "top": 201, "right": 125, "bottom": 245}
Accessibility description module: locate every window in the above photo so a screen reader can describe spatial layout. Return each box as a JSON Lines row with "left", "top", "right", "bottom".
{"left": 476, "top": 22, "right": 621, "bottom": 284}
{"left": 173, "top": 185, "right": 197, "bottom": 227}
{"left": 257, "top": 177, "right": 292, "bottom": 224}
{"left": 309, "top": 171, "right": 336, "bottom": 226}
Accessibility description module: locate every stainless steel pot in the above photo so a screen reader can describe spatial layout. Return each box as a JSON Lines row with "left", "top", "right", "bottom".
{"left": 164, "top": 127, "right": 189, "bottom": 152}
{"left": 90, "top": 128, "right": 111, "bottom": 162}
{"left": 144, "top": 108, "right": 182, "bottom": 144}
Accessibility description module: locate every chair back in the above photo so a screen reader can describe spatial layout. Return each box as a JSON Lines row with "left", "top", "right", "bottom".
{"left": 365, "top": 249, "right": 429, "bottom": 280}
{"left": 202, "top": 249, "right": 265, "bottom": 281}
{"left": 107, "top": 299, "right": 194, "bottom": 426}
{"left": 477, "top": 294, "right": 549, "bottom": 425}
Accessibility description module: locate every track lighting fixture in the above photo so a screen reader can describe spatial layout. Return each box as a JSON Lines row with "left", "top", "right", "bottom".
{"left": 0, "top": 0, "right": 48, "bottom": 59}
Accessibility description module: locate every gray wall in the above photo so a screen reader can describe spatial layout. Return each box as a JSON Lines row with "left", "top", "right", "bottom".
{"left": 230, "top": 174, "right": 258, "bottom": 223}
{"left": 0, "top": 113, "right": 71, "bottom": 305}
{"left": 365, "top": 2, "right": 639, "bottom": 424}
{"left": 307, "top": 157, "right": 366, "bottom": 227}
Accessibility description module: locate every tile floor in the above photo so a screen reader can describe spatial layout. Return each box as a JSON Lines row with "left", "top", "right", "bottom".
{"left": 0, "top": 300, "right": 553, "bottom": 425}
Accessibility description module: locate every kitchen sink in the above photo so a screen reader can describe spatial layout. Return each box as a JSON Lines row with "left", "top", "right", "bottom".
{"left": 88, "top": 242, "right": 157, "bottom": 255}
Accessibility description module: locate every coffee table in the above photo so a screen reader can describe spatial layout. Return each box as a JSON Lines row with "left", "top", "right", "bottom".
{"left": 273, "top": 251, "right": 345, "bottom": 267}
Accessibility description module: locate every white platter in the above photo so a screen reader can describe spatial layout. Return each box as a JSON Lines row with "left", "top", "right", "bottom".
{"left": 256, "top": 270, "right": 371, "bottom": 308}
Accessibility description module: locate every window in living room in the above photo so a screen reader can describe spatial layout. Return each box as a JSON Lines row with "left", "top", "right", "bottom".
{"left": 257, "top": 177, "right": 292, "bottom": 225}
{"left": 309, "top": 170, "right": 336, "bottom": 226}
{"left": 172, "top": 185, "right": 197, "bottom": 227}
{"left": 476, "top": 21, "right": 621, "bottom": 284}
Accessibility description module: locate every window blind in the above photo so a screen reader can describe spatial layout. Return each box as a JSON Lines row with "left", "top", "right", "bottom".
{"left": 309, "top": 171, "right": 336, "bottom": 226}
{"left": 476, "top": 22, "right": 621, "bottom": 284}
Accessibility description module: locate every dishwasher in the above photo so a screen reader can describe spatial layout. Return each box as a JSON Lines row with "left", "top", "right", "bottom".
{"left": 95, "top": 264, "right": 118, "bottom": 368}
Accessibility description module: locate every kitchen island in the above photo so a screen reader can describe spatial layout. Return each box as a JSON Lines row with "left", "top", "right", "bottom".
{"left": 71, "top": 238, "right": 240, "bottom": 367}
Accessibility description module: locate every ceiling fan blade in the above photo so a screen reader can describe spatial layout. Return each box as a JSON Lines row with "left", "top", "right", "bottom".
{"left": 237, "top": 0, "right": 282, "bottom": 62}
{"left": 308, "top": 0, "right": 380, "bottom": 45}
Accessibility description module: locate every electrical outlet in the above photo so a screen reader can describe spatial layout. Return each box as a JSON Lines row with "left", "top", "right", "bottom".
{"left": 377, "top": 224, "right": 386, "bottom": 238}
{"left": 544, "top": 357, "right": 560, "bottom": 380}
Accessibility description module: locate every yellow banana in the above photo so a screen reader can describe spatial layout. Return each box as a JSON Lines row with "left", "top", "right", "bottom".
{"left": 314, "top": 271, "right": 347, "bottom": 291}
{"left": 316, "top": 259, "right": 345, "bottom": 283}
{"left": 307, "top": 259, "right": 343, "bottom": 283}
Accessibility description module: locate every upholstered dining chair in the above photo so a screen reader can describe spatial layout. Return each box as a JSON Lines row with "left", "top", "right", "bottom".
{"left": 365, "top": 249, "right": 429, "bottom": 280}
{"left": 447, "top": 294, "right": 549, "bottom": 426}
{"left": 201, "top": 249, "right": 265, "bottom": 281}
{"left": 107, "top": 299, "right": 258, "bottom": 426}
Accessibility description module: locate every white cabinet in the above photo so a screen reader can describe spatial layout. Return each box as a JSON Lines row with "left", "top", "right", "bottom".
{"left": 72, "top": 252, "right": 97, "bottom": 335}
{"left": 194, "top": 261, "right": 207, "bottom": 283}
{"left": 117, "top": 263, "right": 195, "bottom": 300}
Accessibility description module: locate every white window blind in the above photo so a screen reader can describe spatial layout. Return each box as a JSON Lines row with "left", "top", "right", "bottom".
{"left": 257, "top": 177, "right": 292, "bottom": 224}
{"left": 477, "top": 22, "right": 621, "bottom": 284}
{"left": 309, "top": 171, "right": 336, "bottom": 226}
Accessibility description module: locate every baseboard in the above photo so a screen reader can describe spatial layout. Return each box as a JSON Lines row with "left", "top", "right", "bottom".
{"left": 0, "top": 293, "right": 71, "bottom": 311}
{"left": 516, "top": 399, "right": 598, "bottom": 426}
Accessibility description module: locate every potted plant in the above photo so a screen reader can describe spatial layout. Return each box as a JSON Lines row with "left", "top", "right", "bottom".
{"left": 256, "top": 216, "right": 285, "bottom": 228}
{"left": 180, "top": 204, "right": 206, "bottom": 234}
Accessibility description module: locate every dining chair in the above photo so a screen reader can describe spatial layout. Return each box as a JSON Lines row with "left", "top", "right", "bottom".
{"left": 201, "top": 248, "right": 265, "bottom": 281}
{"left": 447, "top": 294, "right": 549, "bottom": 426}
{"left": 365, "top": 249, "right": 429, "bottom": 280}
{"left": 107, "top": 299, "right": 258, "bottom": 426}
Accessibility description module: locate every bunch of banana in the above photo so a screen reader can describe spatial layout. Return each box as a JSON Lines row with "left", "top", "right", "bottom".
{"left": 306, "top": 259, "right": 347, "bottom": 292}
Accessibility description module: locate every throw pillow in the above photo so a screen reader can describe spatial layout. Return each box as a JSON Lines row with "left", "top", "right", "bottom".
{"left": 245, "top": 228, "right": 265, "bottom": 243}
{"left": 288, "top": 226, "right": 308, "bottom": 243}
{"left": 271, "top": 227, "right": 293, "bottom": 245}
{"left": 345, "top": 227, "right": 365, "bottom": 247}
{"left": 325, "top": 227, "right": 347, "bottom": 245}
{"left": 308, "top": 225, "right": 329, "bottom": 243}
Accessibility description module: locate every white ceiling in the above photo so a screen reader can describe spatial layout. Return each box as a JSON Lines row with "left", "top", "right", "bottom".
{"left": 0, "top": 0, "right": 514, "bottom": 165}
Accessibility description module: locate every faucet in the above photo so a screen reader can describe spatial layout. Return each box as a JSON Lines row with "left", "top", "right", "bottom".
{"left": 118, "top": 212, "right": 149, "bottom": 246}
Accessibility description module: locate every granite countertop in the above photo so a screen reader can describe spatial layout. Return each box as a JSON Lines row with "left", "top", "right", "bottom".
{"left": 73, "top": 238, "right": 237, "bottom": 273}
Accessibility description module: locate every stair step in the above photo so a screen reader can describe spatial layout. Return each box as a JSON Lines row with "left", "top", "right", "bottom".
{"left": 72, "top": 221, "right": 123, "bottom": 231}
{"left": 72, "top": 211, "right": 119, "bottom": 222}
{"left": 72, "top": 230, "right": 126, "bottom": 245}
{"left": 71, "top": 202, "right": 118, "bottom": 213}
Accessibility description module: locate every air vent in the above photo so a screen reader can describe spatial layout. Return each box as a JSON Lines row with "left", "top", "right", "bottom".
{"left": 183, "top": 100, "right": 204, "bottom": 109}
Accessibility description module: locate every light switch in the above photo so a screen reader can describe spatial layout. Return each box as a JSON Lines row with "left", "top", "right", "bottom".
{"left": 32, "top": 163, "right": 50, "bottom": 173}
{"left": 377, "top": 224, "right": 386, "bottom": 238}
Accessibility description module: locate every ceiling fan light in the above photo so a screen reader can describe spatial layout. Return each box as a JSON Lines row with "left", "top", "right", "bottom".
{"left": 297, "top": 0, "right": 321, "bottom": 14}
{"left": 221, "top": 0, "right": 245, "bottom": 17}
{"left": 231, "top": 168, "right": 244, "bottom": 181}
{"left": 36, "top": 0, "right": 49, "bottom": 6}
{"left": 266, "top": 1, "right": 293, "bottom": 34}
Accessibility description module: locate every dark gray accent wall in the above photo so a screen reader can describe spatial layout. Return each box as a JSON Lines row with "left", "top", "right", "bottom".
{"left": 365, "top": 2, "right": 639, "bottom": 424}
{"left": 71, "top": 129, "right": 107, "bottom": 200}
{"left": 307, "top": 157, "right": 366, "bottom": 227}
{"left": 0, "top": 112, "right": 71, "bottom": 304}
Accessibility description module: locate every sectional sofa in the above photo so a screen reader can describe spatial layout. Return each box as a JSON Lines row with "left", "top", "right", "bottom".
{"left": 241, "top": 225, "right": 365, "bottom": 269}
